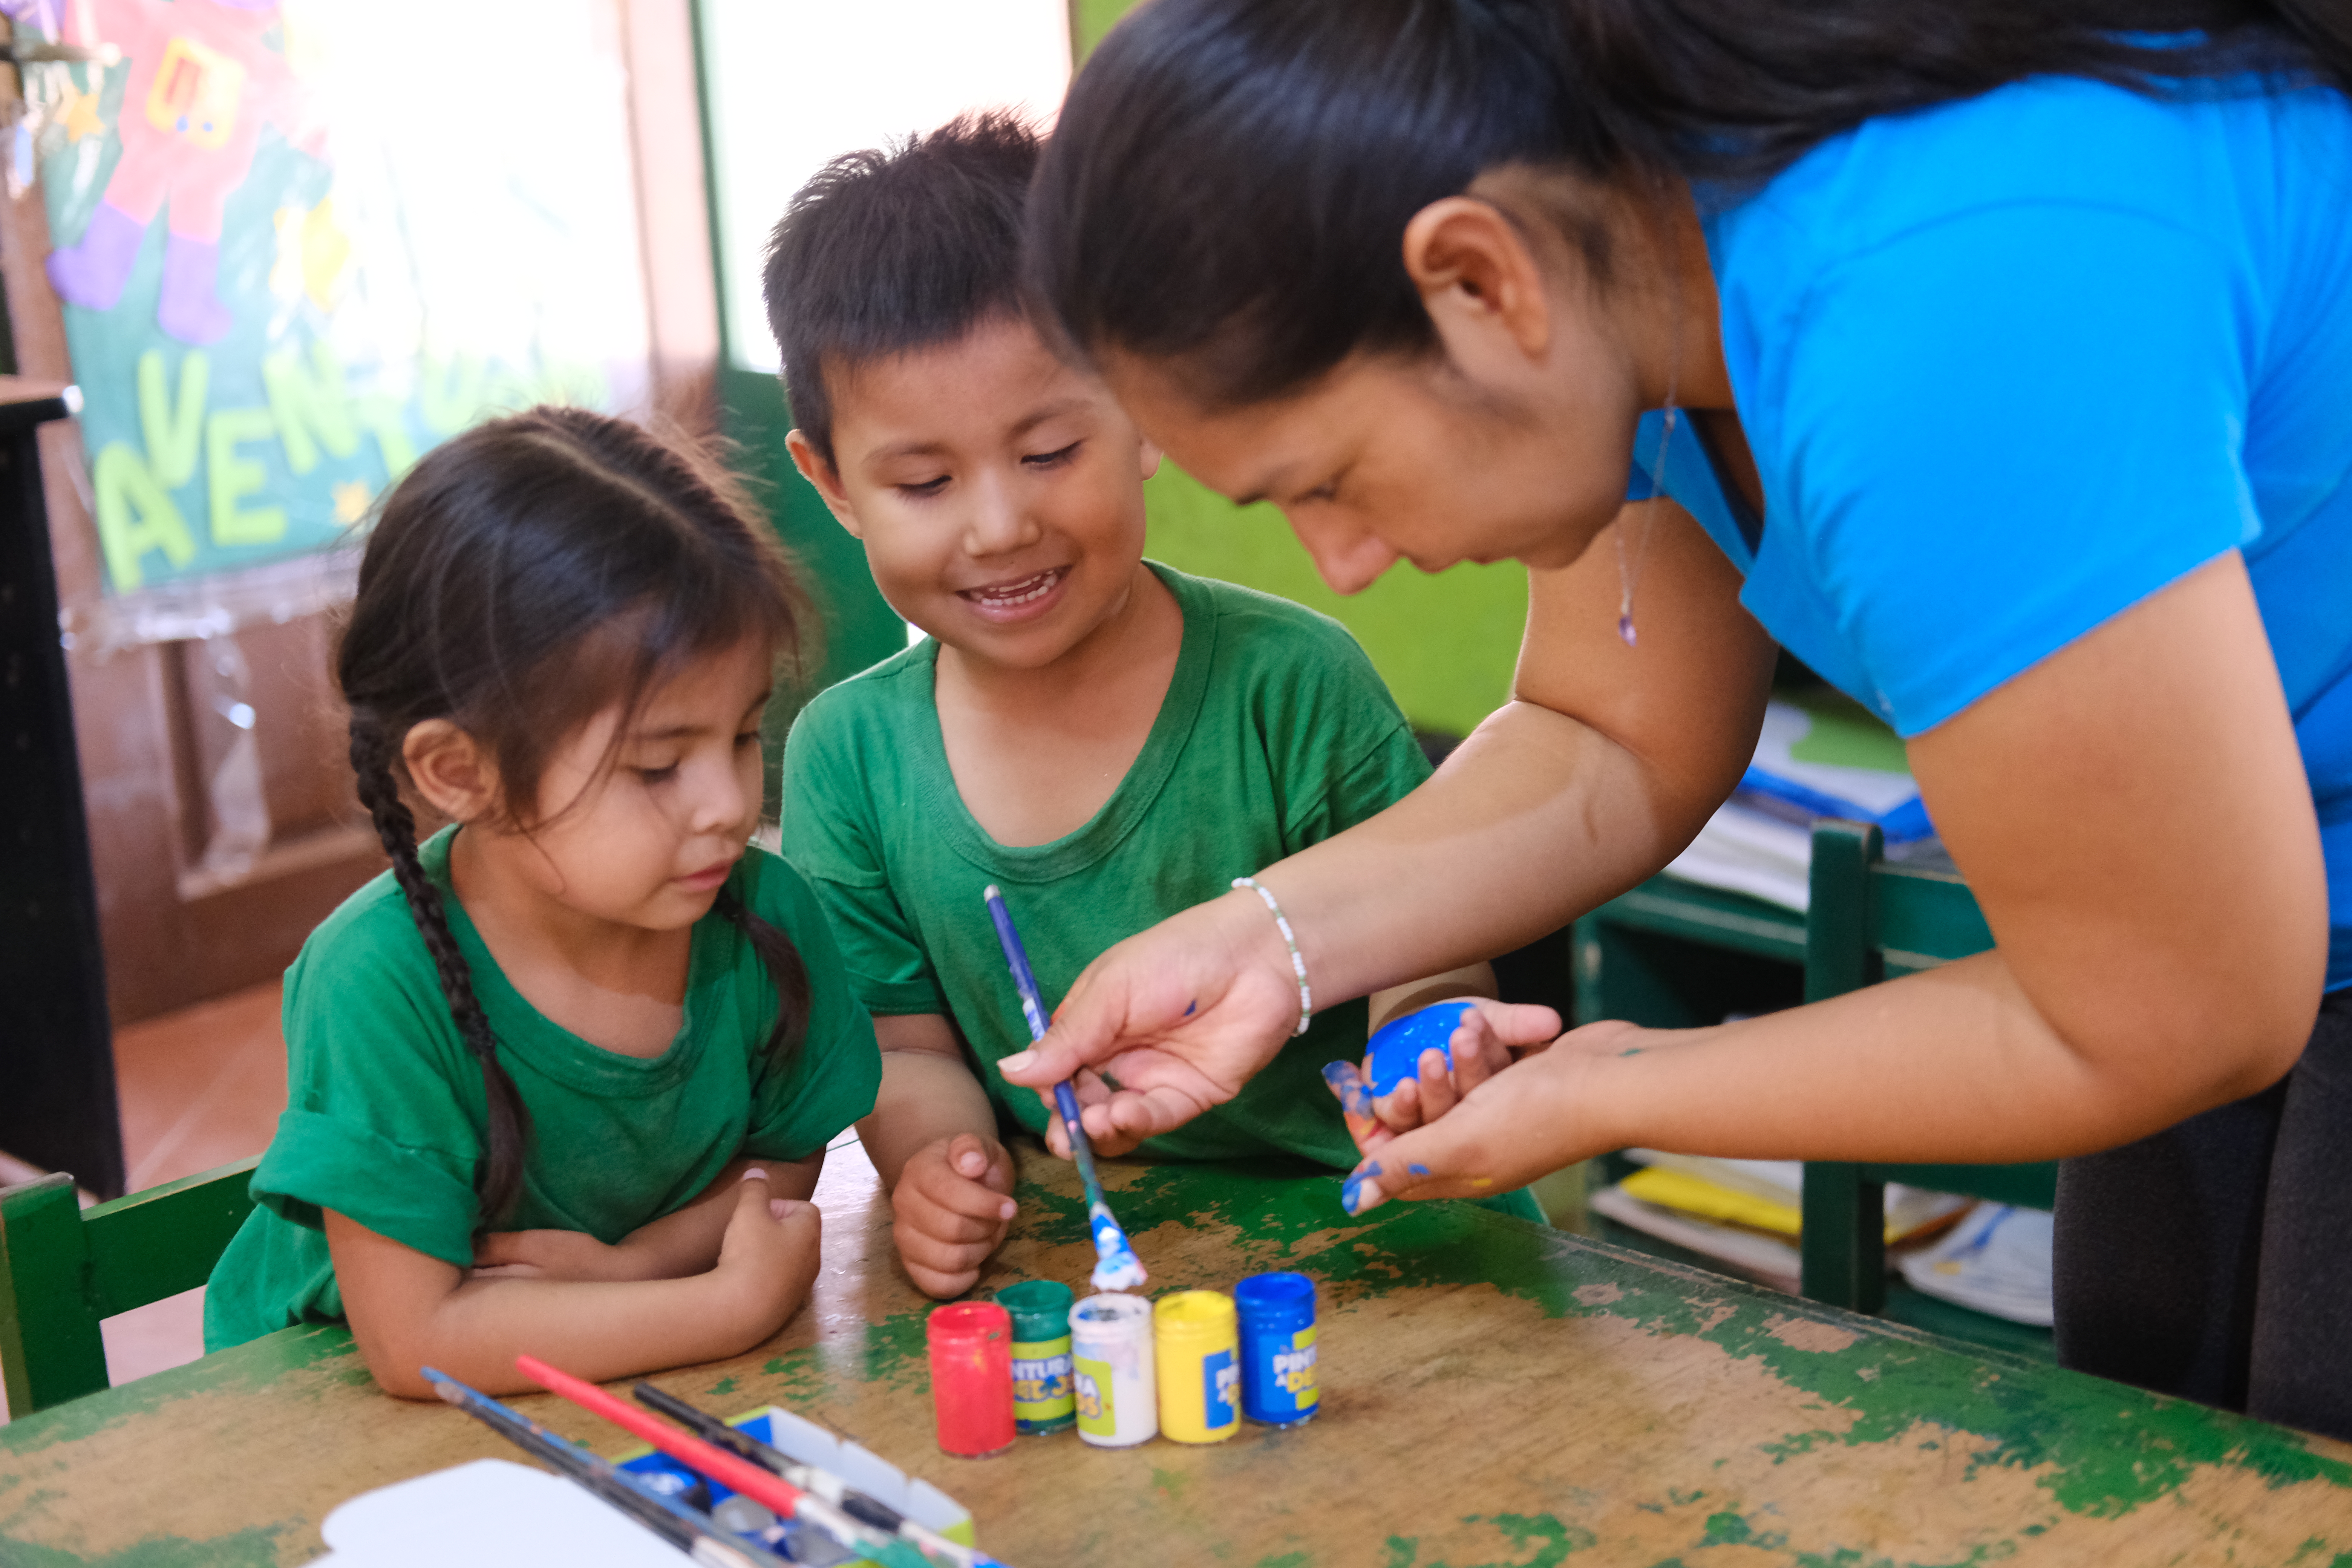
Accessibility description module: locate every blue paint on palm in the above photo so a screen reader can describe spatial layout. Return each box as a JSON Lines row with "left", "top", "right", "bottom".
{"left": 1365, "top": 999, "right": 1479, "bottom": 1098}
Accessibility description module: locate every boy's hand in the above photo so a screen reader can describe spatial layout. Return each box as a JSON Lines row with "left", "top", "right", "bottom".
{"left": 1323, "top": 1000, "right": 1563, "bottom": 1155}
{"left": 712, "top": 1170, "right": 824, "bottom": 1335}
{"left": 1038, "top": 1067, "right": 1149, "bottom": 1159}
{"left": 471, "top": 1229, "right": 632, "bottom": 1282}
{"left": 1370, "top": 999, "right": 1563, "bottom": 1136}
{"left": 1338, "top": 1020, "right": 1654, "bottom": 1212}
{"left": 893, "top": 1133, "right": 1018, "bottom": 1299}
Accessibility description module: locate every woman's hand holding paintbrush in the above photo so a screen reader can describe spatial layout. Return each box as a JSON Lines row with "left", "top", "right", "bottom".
{"left": 997, "top": 886, "right": 1307, "bottom": 1142}
{"left": 1036, "top": 1066, "right": 1148, "bottom": 1158}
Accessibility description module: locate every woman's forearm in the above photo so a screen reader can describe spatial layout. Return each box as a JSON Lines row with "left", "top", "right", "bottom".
{"left": 1254, "top": 511, "right": 1772, "bottom": 1008}
{"left": 1256, "top": 698, "right": 1721, "bottom": 1005}
{"left": 1576, "top": 952, "right": 2227, "bottom": 1167}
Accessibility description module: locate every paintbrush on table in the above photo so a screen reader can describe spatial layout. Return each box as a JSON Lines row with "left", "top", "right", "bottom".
{"left": 421, "top": 1367, "right": 785, "bottom": 1568}
{"left": 517, "top": 1355, "right": 939, "bottom": 1568}
{"left": 631, "top": 1382, "right": 1012, "bottom": 1568}
{"left": 982, "top": 884, "right": 1148, "bottom": 1292}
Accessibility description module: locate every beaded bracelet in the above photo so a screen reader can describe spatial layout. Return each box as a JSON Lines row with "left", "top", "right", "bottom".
{"left": 1232, "top": 876, "right": 1312, "bottom": 1037}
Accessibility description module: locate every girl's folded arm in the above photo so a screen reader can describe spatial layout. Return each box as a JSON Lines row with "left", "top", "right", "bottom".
{"left": 607, "top": 1152, "right": 822, "bottom": 1276}
{"left": 474, "top": 1155, "right": 827, "bottom": 1282}
{"left": 328, "top": 1176, "right": 821, "bottom": 1400}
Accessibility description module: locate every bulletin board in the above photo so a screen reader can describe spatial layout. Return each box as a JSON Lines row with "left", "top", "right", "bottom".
{"left": 12, "top": 0, "right": 652, "bottom": 625}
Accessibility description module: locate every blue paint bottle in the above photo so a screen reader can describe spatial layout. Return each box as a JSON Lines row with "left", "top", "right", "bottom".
{"left": 1364, "top": 998, "right": 1478, "bottom": 1097}
{"left": 1235, "top": 1271, "right": 1319, "bottom": 1427}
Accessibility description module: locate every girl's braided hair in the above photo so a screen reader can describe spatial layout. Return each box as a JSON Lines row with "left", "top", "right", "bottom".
{"left": 339, "top": 405, "right": 812, "bottom": 1230}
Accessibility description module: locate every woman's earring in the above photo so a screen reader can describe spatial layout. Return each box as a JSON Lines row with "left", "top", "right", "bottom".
{"left": 1616, "top": 403, "right": 1675, "bottom": 649}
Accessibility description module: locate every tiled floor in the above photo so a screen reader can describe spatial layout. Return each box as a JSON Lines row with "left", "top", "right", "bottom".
{"left": 0, "top": 979, "right": 287, "bottom": 1425}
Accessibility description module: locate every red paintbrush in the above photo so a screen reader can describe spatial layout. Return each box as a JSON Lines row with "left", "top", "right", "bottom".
{"left": 513, "top": 1355, "right": 936, "bottom": 1568}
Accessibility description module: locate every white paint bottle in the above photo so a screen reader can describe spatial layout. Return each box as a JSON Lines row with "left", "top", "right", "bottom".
{"left": 1069, "top": 1292, "right": 1157, "bottom": 1447}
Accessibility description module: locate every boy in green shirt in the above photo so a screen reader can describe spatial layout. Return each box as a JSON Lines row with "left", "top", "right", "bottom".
{"left": 768, "top": 112, "right": 1498, "bottom": 1298}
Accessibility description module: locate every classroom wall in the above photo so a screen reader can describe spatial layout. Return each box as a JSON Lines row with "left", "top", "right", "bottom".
{"left": 1142, "top": 470, "right": 1530, "bottom": 741}
{"left": 1072, "top": 0, "right": 1532, "bottom": 740}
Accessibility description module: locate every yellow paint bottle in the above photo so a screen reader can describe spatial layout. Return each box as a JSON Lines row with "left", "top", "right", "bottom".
{"left": 1153, "top": 1290, "right": 1240, "bottom": 1443}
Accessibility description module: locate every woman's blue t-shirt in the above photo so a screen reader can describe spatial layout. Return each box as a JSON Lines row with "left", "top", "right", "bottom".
{"left": 1629, "top": 73, "right": 2352, "bottom": 991}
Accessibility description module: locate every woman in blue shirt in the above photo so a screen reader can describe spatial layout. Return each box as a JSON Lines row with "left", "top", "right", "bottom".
{"left": 1002, "top": 0, "right": 2352, "bottom": 1433}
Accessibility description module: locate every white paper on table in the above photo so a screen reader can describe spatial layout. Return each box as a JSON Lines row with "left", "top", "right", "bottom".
{"left": 310, "top": 1458, "right": 692, "bottom": 1567}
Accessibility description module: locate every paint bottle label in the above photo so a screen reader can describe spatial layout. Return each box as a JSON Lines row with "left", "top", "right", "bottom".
{"left": 1072, "top": 1354, "right": 1115, "bottom": 1438}
{"left": 1012, "top": 1337, "right": 1077, "bottom": 1434}
{"left": 1265, "top": 1327, "right": 1319, "bottom": 1417}
{"left": 1202, "top": 1348, "right": 1239, "bottom": 1429}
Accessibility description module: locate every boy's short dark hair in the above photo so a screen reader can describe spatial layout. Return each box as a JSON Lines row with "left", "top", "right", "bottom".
{"left": 763, "top": 109, "right": 1040, "bottom": 469}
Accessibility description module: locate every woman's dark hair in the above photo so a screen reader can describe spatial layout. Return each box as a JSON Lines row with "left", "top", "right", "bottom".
{"left": 1030, "top": 0, "right": 2350, "bottom": 409}
{"left": 340, "top": 405, "right": 813, "bottom": 1229}
{"left": 764, "top": 109, "right": 1040, "bottom": 467}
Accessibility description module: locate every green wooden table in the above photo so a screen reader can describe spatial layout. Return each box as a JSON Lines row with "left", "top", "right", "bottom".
{"left": 6, "top": 1143, "right": 2350, "bottom": 1566}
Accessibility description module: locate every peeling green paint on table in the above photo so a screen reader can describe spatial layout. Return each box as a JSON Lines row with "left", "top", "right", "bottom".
{"left": 6, "top": 1145, "right": 2351, "bottom": 1566}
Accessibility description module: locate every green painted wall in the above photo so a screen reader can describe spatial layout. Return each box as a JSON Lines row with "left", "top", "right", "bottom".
{"left": 1069, "top": 0, "right": 1131, "bottom": 58}
{"left": 1143, "top": 467, "right": 1527, "bottom": 739}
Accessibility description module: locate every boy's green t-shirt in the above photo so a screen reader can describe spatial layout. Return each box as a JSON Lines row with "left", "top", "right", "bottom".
{"left": 202, "top": 832, "right": 880, "bottom": 1352}
{"left": 778, "top": 564, "right": 1432, "bottom": 1170}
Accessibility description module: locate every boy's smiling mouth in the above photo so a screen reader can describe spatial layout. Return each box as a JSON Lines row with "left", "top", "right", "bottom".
{"left": 959, "top": 567, "right": 1069, "bottom": 621}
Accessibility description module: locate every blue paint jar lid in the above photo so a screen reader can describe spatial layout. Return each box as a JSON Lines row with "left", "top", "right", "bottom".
{"left": 1235, "top": 1271, "right": 1316, "bottom": 1328}
{"left": 1364, "top": 998, "right": 1478, "bottom": 1097}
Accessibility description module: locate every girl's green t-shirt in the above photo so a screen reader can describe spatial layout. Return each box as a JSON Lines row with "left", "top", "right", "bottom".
{"left": 777, "top": 564, "right": 1432, "bottom": 1171}
{"left": 202, "top": 833, "right": 880, "bottom": 1351}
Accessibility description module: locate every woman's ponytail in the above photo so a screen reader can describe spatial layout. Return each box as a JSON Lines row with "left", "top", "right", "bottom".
{"left": 348, "top": 714, "right": 532, "bottom": 1232}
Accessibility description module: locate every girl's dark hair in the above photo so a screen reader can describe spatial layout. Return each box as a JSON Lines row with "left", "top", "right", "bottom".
{"left": 1030, "top": 0, "right": 2350, "bottom": 409}
{"left": 340, "top": 405, "right": 813, "bottom": 1230}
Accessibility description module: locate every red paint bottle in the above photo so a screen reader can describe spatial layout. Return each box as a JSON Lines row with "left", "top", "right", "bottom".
{"left": 926, "top": 1302, "right": 1017, "bottom": 1457}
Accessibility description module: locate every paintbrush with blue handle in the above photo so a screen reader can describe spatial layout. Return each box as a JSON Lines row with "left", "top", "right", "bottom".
{"left": 422, "top": 1367, "right": 786, "bottom": 1568}
{"left": 982, "top": 884, "right": 1147, "bottom": 1291}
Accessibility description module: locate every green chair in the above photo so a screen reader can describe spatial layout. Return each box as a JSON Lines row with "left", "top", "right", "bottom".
{"left": 0, "top": 1157, "right": 258, "bottom": 1416}
{"left": 1798, "top": 821, "right": 2057, "bottom": 1312}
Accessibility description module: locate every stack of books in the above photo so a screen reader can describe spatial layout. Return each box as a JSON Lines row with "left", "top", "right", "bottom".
{"left": 1666, "top": 695, "right": 1937, "bottom": 913}
{"left": 1897, "top": 1204, "right": 2054, "bottom": 1326}
{"left": 1588, "top": 1150, "right": 1972, "bottom": 1299}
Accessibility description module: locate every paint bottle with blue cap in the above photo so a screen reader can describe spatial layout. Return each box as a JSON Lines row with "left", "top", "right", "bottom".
{"left": 1154, "top": 1290, "right": 1240, "bottom": 1442}
{"left": 1235, "top": 1271, "right": 1320, "bottom": 1426}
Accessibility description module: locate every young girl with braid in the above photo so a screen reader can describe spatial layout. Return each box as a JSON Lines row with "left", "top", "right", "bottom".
{"left": 203, "top": 407, "right": 881, "bottom": 1398}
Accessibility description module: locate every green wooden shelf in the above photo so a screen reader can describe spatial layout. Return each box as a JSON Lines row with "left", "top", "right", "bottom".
{"left": 1573, "top": 875, "right": 1807, "bottom": 1031}
{"left": 1589, "top": 875, "right": 1807, "bottom": 965}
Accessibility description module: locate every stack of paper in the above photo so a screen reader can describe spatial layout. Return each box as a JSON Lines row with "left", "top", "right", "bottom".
{"left": 1666, "top": 697, "right": 1937, "bottom": 913}
{"left": 1897, "top": 1204, "right": 2055, "bottom": 1326}
{"left": 1588, "top": 1152, "right": 1972, "bottom": 1298}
